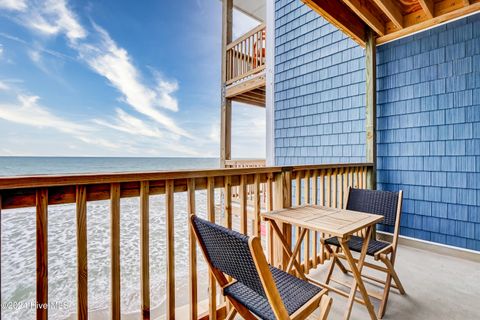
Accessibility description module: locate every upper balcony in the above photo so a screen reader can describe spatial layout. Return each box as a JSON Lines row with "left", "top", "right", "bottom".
{"left": 225, "top": 23, "right": 266, "bottom": 107}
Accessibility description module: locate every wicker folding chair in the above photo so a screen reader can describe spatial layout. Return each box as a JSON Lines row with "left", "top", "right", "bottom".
{"left": 321, "top": 188, "right": 406, "bottom": 319}
{"left": 190, "top": 215, "right": 333, "bottom": 320}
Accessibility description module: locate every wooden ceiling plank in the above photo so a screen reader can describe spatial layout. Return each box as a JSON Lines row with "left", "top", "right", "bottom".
{"left": 301, "top": 0, "right": 367, "bottom": 46}
{"left": 371, "top": 0, "right": 404, "bottom": 29}
{"left": 418, "top": 0, "right": 435, "bottom": 18}
{"left": 343, "top": 0, "right": 386, "bottom": 36}
{"left": 377, "top": 2, "right": 480, "bottom": 44}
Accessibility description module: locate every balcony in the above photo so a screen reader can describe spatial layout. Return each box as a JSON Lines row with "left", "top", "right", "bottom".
{"left": 224, "top": 23, "right": 266, "bottom": 107}
{"left": 0, "top": 163, "right": 479, "bottom": 319}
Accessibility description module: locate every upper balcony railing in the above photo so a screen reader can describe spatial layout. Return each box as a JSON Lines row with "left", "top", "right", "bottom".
{"left": 0, "top": 162, "right": 372, "bottom": 320}
{"left": 225, "top": 23, "right": 266, "bottom": 85}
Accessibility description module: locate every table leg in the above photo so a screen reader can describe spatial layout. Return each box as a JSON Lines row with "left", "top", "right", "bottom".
{"left": 286, "top": 228, "right": 307, "bottom": 274}
{"left": 269, "top": 220, "right": 307, "bottom": 279}
{"left": 339, "top": 227, "right": 377, "bottom": 320}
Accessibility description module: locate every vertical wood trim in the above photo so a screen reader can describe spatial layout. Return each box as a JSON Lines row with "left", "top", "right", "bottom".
{"left": 76, "top": 186, "right": 88, "bottom": 320}
{"left": 312, "top": 170, "right": 318, "bottom": 268}
{"left": 332, "top": 169, "right": 337, "bottom": 208}
{"left": 220, "top": 0, "right": 233, "bottom": 167}
{"left": 224, "top": 176, "right": 232, "bottom": 229}
{"left": 326, "top": 170, "right": 331, "bottom": 207}
{"left": 140, "top": 181, "right": 150, "bottom": 319}
{"left": 166, "top": 180, "right": 175, "bottom": 320}
{"left": 254, "top": 174, "right": 261, "bottom": 237}
{"left": 319, "top": 170, "right": 325, "bottom": 206}
{"left": 366, "top": 28, "right": 377, "bottom": 190}
{"left": 303, "top": 170, "right": 310, "bottom": 272}
{"left": 272, "top": 170, "right": 292, "bottom": 268}
{"left": 207, "top": 177, "right": 217, "bottom": 320}
{"left": 36, "top": 188, "right": 48, "bottom": 320}
{"left": 267, "top": 174, "right": 274, "bottom": 264}
{"left": 239, "top": 175, "right": 248, "bottom": 234}
{"left": 294, "top": 173, "right": 301, "bottom": 263}
{"left": 110, "top": 183, "right": 121, "bottom": 320}
{"left": 187, "top": 179, "right": 198, "bottom": 320}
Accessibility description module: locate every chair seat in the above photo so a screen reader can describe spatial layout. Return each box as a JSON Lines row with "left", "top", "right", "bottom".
{"left": 325, "top": 235, "right": 390, "bottom": 256}
{"left": 224, "top": 266, "right": 323, "bottom": 320}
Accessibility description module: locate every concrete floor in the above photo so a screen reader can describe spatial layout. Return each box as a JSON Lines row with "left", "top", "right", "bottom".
{"left": 307, "top": 244, "right": 480, "bottom": 320}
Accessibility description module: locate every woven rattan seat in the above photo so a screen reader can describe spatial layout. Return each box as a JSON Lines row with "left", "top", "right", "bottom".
{"left": 324, "top": 235, "right": 390, "bottom": 256}
{"left": 224, "top": 266, "right": 322, "bottom": 320}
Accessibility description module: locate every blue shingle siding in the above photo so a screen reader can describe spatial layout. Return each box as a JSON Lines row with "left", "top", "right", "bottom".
{"left": 274, "top": 1, "right": 480, "bottom": 251}
{"left": 274, "top": 0, "right": 366, "bottom": 165}
{"left": 376, "top": 14, "right": 480, "bottom": 251}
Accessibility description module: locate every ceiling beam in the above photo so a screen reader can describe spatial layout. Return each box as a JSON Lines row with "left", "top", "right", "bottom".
{"left": 343, "top": 0, "right": 386, "bottom": 36}
{"left": 418, "top": 0, "right": 434, "bottom": 18}
{"left": 301, "top": 0, "right": 367, "bottom": 46}
{"left": 371, "top": 0, "right": 403, "bottom": 29}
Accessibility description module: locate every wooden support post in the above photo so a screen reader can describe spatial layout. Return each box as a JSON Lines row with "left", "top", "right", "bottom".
{"left": 36, "top": 188, "right": 48, "bottom": 320}
{"left": 166, "top": 180, "right": 175, "bottom": 320}
{"left": 140, "top": 182, "right": 150, "bottom": 319}
{"left": 110, "top": 184, "right": 121, "bottom": 320}
{"left": 220, "top": 0, "right": 233, "bottom": 167}
{"left": 272, "top": 169, "right": 292, "bottom": 269}
{"left": 366, "top": 28, "right": 377, "bottom": 190}
{"left": 76, "top": 186, "right": 88, "bottom": 320}
{"left": 187, "top": 179, "right": 197, "bottom": 320}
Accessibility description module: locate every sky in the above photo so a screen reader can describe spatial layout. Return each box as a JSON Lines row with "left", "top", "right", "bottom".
{"left": 0, "top": 0, "right": 266, "bottom": 158}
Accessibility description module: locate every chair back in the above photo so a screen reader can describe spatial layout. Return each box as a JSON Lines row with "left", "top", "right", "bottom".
{"left": 190, "top": 215, "right": 266, "bottom": 298}
{"left": 346, "top": 188, "right": 400, "bottom": 227}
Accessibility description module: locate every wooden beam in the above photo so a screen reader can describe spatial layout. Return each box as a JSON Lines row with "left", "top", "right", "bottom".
{"left": 166, "top": 180, "right": 175, "bottom": 320}
{"left": 365, "top": 29, "right": 377, "bottom": 190}
{"left": 343, "top": 0, "right": 386, "bottom": 36}
{"left": 140, "top": 181, "right": 150, "bottom": 319}
{"left": 76, "top": 186, "right": 88, "bottom": 320}
{"left": 36, "top": 188, "right": 48, "bottom": 320}
{"left": 418, "top": 0, "right": 434, "bottom": 18}
{"left": 272, "top": 169, "right": 292, "bottom": 269}
{"left": 220, "top": 0, "right": 233, "bottom": 167}
{"left": 371, "top": 0, "right": 403, "bottom": 29}
{"left": 110, "top": 183, "right": 121, "bottom": 320}
{"left": 378, "top": 2, "right": 480, "bottom": 44}
{"left": 301, "top": 0, "right": 367, "bottom": 46}
{"left": 225, "top": 74, "right": 266, "bottom": 98}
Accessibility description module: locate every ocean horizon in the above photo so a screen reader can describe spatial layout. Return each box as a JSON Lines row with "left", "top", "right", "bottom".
{"left": 0, "top": 156, "right": 220, "bottom": 177}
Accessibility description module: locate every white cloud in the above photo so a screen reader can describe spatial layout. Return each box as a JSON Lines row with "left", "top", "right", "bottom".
{"left": 0, "top": 44, "right": 3, "bottom": 58}
{"left": 22, "top": 0, "right": 86, "bottom": 41}
{"left": 0, "top": 0, "right": 26, "bottom": 11}
{"left": 0, "top": 94, "right": 89, "bottom": 134}
{"left": 0, "top": 80, "right": 9, "bottom": 91}
{"left": 94, "top": 108, "right": 164, "bottom": 139}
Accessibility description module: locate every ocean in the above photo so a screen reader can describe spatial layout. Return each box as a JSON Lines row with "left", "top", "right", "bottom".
{"left": 0, "top": 157, "right": 221, "bottom": 319}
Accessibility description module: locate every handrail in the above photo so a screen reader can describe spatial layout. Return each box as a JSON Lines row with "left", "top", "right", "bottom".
{"left": 225, "top": 23, "right": 266, "bottom": 85}
{"left": 0, "top": 162, "right": 373, "bottom": 320}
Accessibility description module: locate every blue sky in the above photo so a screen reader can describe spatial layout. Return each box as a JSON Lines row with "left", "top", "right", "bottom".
{"left": 0, "top": 0, "right": 265, "bottom": 157}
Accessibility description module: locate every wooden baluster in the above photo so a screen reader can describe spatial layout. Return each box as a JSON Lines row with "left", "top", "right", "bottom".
{"left": 188, "top": 179, "right": 197, "bottom": 320}
{"left": 349, "top": 167, "right": 354, "bottom": 189}
{"left": 240, "top": 175, "right": 248, "bottom": 234}
{"left": 166, "top": 180, "right": 175, "bottom": 320}
{"left": 343, "top": 168, "right": 349, "bottom": 208}
{"left": 304, "top": 170, "right": 310, "bottom": 273}
{"left": 363, "top": 166, "right": 368, "bottom": 188}
{"left": 140, "top": 182, "right": 150, "bottom": 319}
{"left": 319, "top": 170, "right": 325, "bottom": 264}
{"left": 339, "top": 168, "right": 344, "bottom": 210}
{"left": 207, "top": 177, "right": 217, "bottom": 320}
{"left": 333, "top": 169, "right": 338, "bottom": 208}
{"left": 76, "top": 186, "right": 88, "bottom": 320}
{"left": 355, "top": 167, "right": 360, "bottom": 188}
{"left": 312, "top": 170, "right": 318, "bottom": 269}
{"left": 36, "top": 188, "right": 48, "bottom": 320}
{"left": 267, "top": 174, "right": 274, "bottom": 264}
{"left": 110, "top": 183, "right": 121, "bottom": 320}
{"left": 326, "top": 169, "right": 331, "bottom": 207}
{"left": 224, "top": 176, "right": 232, "bottom": 229}
{"left": 254, "top": 174, "right": 261, "bottom": 237}
{"left": 295, "top": 173, "right": 302, "bottom": 265}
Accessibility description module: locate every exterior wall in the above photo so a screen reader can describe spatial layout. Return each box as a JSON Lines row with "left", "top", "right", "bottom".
{"left": 376, "top": 16, "right": 480, "bottom": 251}
{"left": 274, "top": 0, "right": 366, "bottom": 165}
{"left": 274, "top": 0, "right": 480, "bottom": 251}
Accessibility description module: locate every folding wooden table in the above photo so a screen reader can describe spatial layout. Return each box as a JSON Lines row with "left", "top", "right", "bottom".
{"left": 262, "top": 205, "right": 383, "bottom": 320}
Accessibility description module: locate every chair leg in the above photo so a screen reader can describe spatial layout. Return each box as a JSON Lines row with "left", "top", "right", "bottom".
{"left": 378, "top": 273, "right": 392, "bottom": 319}
{"left": 227, "top": 297, "right": 257, "bottom": 320}
{"left": 326, "top": 244, "right": 348, "bottom": 274}
{"left": 380, "top": 255, "right": 405, "bottom": 295}
{"left": 318, "top": 295, "right": 333, "bottom": 320}
{"left": 225, "top": 308, "right": 237, "bottom": 320}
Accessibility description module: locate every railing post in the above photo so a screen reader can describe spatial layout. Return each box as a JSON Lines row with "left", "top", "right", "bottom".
{"left": 272, "top": 168, "right": 292, "bottom": 269}
{"left": 36, "top": 188, "right": 48, "bottom": 320}
{"left": 76, "top": 186, "right": 88, "bottom": 320}
{"left": 140, "top": 181, "right": 150, "bottom": 319}
{"left": 366, "top": 28, "right": 377, "bottom": 190}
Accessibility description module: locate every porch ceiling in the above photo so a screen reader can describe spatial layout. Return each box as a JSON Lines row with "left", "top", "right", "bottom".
{"left": 302, "top": 0, "right": 480, "bottom": 46}
{"left": 234, "top": 0, "right": 265, "bottom": 22}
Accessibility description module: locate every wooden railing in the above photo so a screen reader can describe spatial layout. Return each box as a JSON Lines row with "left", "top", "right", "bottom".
{"left": 225, "top": 23, "right": 266, "bottom": 85}
{"left": 0, "top": 163, "right": 371, "bottom": 320}
{"left": 224, "top": 159, "right": 266, "bottom": 168}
